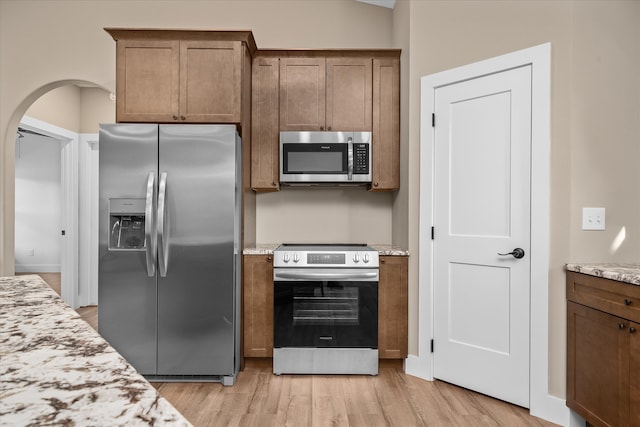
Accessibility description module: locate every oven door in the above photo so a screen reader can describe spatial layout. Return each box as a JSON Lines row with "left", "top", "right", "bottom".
{"left": 273, "top": 268, "right": 378, "bottom": 349}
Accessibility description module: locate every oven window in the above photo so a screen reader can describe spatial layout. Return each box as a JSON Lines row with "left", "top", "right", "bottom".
{"left": 274, "top": 280, "right": 377, "bottom": 348}
{"left": 293, "top": 285, "right": 359, "bottom": 325}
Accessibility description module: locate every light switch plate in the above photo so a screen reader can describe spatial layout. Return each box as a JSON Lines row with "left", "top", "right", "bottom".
{"left": 582, "top": 207, "right": 605, "bottom": 230}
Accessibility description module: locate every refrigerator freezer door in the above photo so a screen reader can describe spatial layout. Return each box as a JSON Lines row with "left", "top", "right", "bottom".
{"left": 157, "top": 125, "right": 239, "bottom": 376}
{"left": 98, "top": 124, "right": 159, "bottom": 375}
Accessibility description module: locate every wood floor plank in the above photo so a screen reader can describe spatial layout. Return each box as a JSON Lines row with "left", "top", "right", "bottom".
{"left": 311, "top": 375, "right": 349, "bottom": 426}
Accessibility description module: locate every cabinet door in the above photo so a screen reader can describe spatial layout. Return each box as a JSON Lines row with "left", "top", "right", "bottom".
{"left": 242, "top": 255, "right": 274, "bottom": 357}
{"left": 326, "top": 57, "right": 372, "bottom": 131}
{"left": 371, "top": 57, "right": 400, "bottom": 191}
{"left": 180, "top": 40, "right": 242, "bottom": 123}
{"left": 116, "top": 39, "right": 180, "bottom": 123}
{"left": 631, "top": 321, "right": 640, "bottom": 426}
{"left": 251, "top": 57, "right": 280, "bottom": 191}
{"left": 567, "top": 301, "right": 630, "bottom": 427}
{"left": 378, "top": 256, "right": 408, "bottom": 359}
{"left": 280, "top": 57, "right": 326, "bottom": 131}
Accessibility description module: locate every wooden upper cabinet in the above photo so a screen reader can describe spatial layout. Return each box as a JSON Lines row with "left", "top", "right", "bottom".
{"left": 251, "top": 57, "right": 280, "bottom": 191}
{"left": 179, "top": 41, "right": 242, "bottom": 123}
{"left": 371, "top": 57, "right": 400, "bottom": 191}
{"left": 326, "top": 58, "right": 372, "bottom": 131}
{"left": 116, "top": 39, "right": 180, "bottom": 123}
{"left": 279, "top": 57, "right": 326, "bottom": 131}
{"left": 280, "top": 56, "right": 373, "bottom": 132}
{"left": 107, "top": 29, "right": 256, "bottom": 124}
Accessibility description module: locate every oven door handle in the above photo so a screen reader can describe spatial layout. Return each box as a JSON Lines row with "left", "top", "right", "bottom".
{"left": 274, "top": 270, "right": 379, "bottom": 281}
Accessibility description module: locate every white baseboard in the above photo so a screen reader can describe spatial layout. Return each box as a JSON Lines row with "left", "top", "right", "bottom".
{"left": 404, "top": 354, "right": 432, "bottom": 380}
{"left": 15, "top": 264, "right": 61, "bottom": 273}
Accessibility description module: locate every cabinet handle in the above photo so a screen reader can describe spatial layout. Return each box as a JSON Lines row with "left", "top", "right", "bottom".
{"left": 624, "top": 298, "right": 632, "bottom": 306}
{"left": 180, "top": 116, "right": 186, "bottom": 121}
{"left": 618, "top": 323, "right": 626, "bottom": 330}
{"left": 380, "top": 258, "right": 385, "bottom": 264}
{"left": 266, "top": 256, "right": 272, "bottom": 262}
{"left": 272, "top": 181, "right": 277, "bottom": 187}
{"left": 327, "top": 126, "right": 331, "bottom": 131}
{"left": 630, "top": 327, "right": 637, "bottom": 334}
{"left": 172, "top": 115, "right": 178, "bottom": 120}
{"left": 374, "top": 182, "right": 379, "bottom": 187}
{"left": 320, "top": 126, "right": 324, "bottom": 131}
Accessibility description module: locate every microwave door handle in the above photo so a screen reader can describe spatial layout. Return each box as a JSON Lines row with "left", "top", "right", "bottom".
{"left": 347, "top": 136, "right": 354, "bottom": 181}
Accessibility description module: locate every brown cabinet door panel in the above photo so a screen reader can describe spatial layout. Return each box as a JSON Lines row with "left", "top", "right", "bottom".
{"left": 567, "top": 301, "right": 630, "bottom": 427}
{"left": 242, "top": 255, "right": 274, "bottom": 357}
{"left": 116, "top": 40, "right": 180, "bottom": 123}
{"left": 251, "top": 57, "right": 280, "bottom": 191}
{"left": 180, "top": 41, "right": 242, "bottom": 123}
{"left": 280, "top": 58, "right": 326, "bottom": 131}
{"left": 631, "top": 321, "right": 640, "bottom": 426}
{"left": 326, "top": 58, "right": 372, "bottom": 131}
{"left": 371, "top": 58, "right": 400, "bottom": 191}
{"left": 378, "top": 256, "right": 408, "bottom": 359}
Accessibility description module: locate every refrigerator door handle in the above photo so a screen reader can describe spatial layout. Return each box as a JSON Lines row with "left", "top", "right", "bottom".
{"left": 157, "top": 172, "right": 169, "bottom": 277}
{"left": 144, "top": 171, "right": 156, "bottom": 277}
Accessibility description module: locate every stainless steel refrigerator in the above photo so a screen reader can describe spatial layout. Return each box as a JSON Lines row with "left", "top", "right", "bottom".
{"left": 98, "top": 124, "right": 241, "bottom": 385}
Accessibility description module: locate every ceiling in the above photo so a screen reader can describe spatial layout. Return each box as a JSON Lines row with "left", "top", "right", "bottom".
{"left": 356, "top": 0, "right": 396, "bottom": 9}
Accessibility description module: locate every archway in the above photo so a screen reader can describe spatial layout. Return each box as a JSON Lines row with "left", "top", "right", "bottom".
{"left": 2, "top": 79, "right": 113, "bottom": 308}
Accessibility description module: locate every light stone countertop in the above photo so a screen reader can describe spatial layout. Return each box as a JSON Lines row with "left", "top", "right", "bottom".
{"left": 242, "top": 243, "right": 409, "bottom": 256}
{"left": 565, "top": 263, "right": 640, "bottom": 286}
{"left": 0, "top": 274, "right": 192, "bottom": 427}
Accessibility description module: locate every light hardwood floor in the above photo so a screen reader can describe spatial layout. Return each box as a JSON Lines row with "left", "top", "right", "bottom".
{"left": 30, "top": 273, "right": 558, "bottom": 427}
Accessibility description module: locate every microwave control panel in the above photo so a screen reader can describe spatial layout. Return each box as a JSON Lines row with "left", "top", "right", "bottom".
{"left": 353, "top": 143, "right": 369, "bottom": 174}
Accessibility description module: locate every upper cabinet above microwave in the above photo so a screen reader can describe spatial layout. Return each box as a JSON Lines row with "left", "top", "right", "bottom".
{"left": 105, "top": 29, "right": 256, "bottom": 124}
{"left": 280, "top": 57, "right": 372, "bottom": 132}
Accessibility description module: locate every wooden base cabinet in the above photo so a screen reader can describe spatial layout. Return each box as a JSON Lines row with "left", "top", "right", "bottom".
{"left": 566, "top": 272, "right": 640, "bottom": 427}
{"left": 242, "top": 255, "right": 274, "bottom": 357}
{"left": 378, "top": 256, "right": 408, "bottom": 359}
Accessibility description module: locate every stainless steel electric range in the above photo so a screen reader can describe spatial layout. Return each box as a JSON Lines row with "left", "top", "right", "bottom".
{"left": 272, "top": 243, "right": 379, "bottom": 375}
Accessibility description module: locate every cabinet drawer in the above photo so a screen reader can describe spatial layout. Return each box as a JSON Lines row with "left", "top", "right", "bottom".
{"left": 567, "top": 271, "right": 640, "bottom": 323}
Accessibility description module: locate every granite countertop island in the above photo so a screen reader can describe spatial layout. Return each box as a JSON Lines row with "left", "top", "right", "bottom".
{"left": 565, "top": 263, "right": 640, "bottom": 286}
{"left": 0, "top": 274, "right": 192, "bottom": 426}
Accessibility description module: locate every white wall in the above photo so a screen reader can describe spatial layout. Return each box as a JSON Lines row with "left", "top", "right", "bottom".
{"left": 14, "top": 132, "right": 62, "bottom": 272}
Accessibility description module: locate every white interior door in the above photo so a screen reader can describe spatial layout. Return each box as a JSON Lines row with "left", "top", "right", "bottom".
{"left": 433, "top": 65, "right": 532, "bottom": 407}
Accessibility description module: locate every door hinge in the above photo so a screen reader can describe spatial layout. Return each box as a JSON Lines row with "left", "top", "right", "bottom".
{"left": 431, "top": 339, "right": 434, "bottom": 353}
{"left": 431, "top": 226, "right": 435, "bottom": 240}
{"left": 432, "top": 113, "right": 435, "bottom": 127}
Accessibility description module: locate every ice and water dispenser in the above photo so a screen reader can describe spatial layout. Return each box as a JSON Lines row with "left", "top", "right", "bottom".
{"left": 109, "top": 198, "right": 146, "bottom": 250}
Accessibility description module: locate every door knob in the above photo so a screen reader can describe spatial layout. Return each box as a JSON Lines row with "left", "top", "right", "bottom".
{"left": 498, "top": 248, "right": 525, "bottom": 259}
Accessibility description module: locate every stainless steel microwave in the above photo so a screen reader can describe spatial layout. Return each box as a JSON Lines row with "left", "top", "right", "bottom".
{"left": 279, "top": 131, "right": 372, "bottom": 184}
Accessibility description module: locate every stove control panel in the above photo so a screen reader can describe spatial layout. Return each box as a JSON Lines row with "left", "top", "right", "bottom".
{"left": 274, "top": 246, "right": 379, "bottom": 268}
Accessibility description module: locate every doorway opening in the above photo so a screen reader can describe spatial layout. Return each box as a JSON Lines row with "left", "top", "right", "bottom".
{"left": 14, "top": 125, "right": 64, "bottom": 293}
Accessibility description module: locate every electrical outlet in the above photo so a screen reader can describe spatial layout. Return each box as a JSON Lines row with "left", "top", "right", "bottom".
{"left": 582, "top": 207, "right": 606, "bottom": 231}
